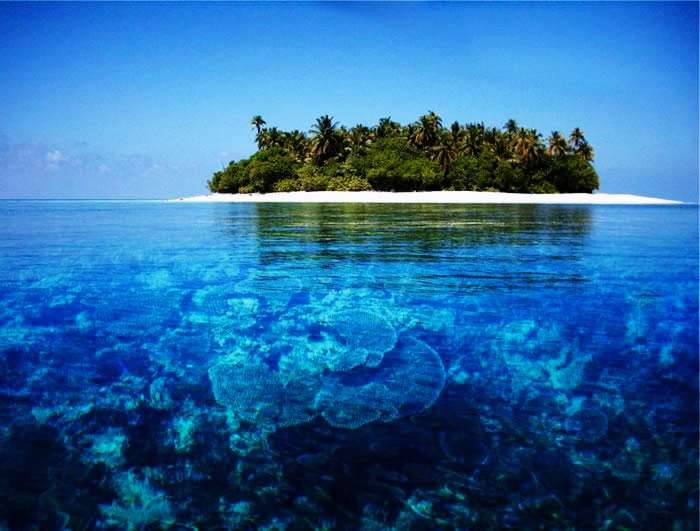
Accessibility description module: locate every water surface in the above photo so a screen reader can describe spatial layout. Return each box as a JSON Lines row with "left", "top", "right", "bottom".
{"left": 0, "top": 201, "right": 697, "bottom": 529}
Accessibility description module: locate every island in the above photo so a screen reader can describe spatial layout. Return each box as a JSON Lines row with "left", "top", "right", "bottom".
{"left": 207, "top": 113, "right": 600, "bottom": 195}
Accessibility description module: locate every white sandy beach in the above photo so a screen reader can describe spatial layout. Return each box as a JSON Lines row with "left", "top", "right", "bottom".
{"left": 168, "top": 191, "right": 683, "bottom": 205}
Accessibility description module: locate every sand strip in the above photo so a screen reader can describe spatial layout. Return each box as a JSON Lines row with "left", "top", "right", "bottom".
{"left": 168, "top": 191, "right": 683, "bottom": 205}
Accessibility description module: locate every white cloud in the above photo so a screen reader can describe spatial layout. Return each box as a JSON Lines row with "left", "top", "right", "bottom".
{"left": 46, "top": 149, "right": 67, "bottom": 163}
{"left": 45, "top": 149, "right": 71, "bottom": 171}
{"left": 0, "top": 136, "right": 208, "bottom": 198}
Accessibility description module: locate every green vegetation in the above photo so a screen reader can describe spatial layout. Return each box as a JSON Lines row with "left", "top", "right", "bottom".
{"left": 208, "top": 113, "right": 599, "bottom": 194}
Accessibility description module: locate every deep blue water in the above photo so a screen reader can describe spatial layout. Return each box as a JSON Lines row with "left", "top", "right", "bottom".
{"left": 0, "top": 201, "right": 697, "bottom": 529}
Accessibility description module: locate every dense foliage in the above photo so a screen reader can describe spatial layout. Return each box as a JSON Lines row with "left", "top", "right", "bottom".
{"left": 208, "top": 113, "right": 599, "bottom": 194}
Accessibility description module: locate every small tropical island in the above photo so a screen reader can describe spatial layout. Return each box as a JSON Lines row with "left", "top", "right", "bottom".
{"left": 207, "top": 113, "right": 599, "bottom": 195}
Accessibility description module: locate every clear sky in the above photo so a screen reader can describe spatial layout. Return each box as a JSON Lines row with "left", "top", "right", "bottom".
{"left": 0, "top": 2, "right": 697, "bottom": 200}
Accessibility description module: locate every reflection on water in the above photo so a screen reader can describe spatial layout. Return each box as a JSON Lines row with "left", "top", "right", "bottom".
{"left": 0, "top": 201, "right": 697, "bottom": 529}
{"left": 238, "top": 203, "right": 593, "bottom": 260}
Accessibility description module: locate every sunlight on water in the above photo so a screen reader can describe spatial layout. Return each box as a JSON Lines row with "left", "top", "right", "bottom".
{"left": 0, "top": 201, "right": 697, "bottom": 528}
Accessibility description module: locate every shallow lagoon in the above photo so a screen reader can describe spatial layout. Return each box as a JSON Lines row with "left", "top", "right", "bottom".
{"left": 0, "top": 201, "right": 697, "bottom": 529}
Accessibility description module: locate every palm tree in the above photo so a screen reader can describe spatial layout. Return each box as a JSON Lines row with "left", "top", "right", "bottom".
{"left": 409, "top": 112, "right": 443, "bottom": 150}
{"left": 432, "top": 139, "right": 458, "bottom": 176}
{"left": 504, "top": 119, "right": 519, "bottom": 134}
{"left": 426, "top": 111, "right": 444, "bottom": 144}
{"left": 405, "top": 124, "right": 416, "bottom": 144}
{"left": 569, "top": 128, "right": 586, "bottom": 150}
{"left": 255, "top": 129, "right": 267, "bottom": 149}
{"left": 513, "top": 129, "right": 542, "bottom": 164}
{"left": 547, "top": 131, "right": 569, "bottom": 157}
{"left": 483, "top": 126, "right": 499, "bottom": 145}
{"left": 448, "top": 121, "right": 465, "bottom": 147}
{"left": 348, "top": 124, "right": 372, "bottom": 155}
{"left": 310, "top": 115, "right": 341, "bottom": 162}
{"left": 285, "top": 130, "right": 308, "bottom": 162}
{"left": 425, "top": 111, "right": 443, "bottom": 131}
{"left": 375, "top": 117, "right": 401, "bottom": 139}
{"left": 491, "top": 132, "right": 513, "bottom": 160}
{"left": 575, "top": 142, "right": 595, "bottom": 162}
{"left": 463, "top": 124, "right": 485, "bottom": 156}
{"left": 258, "top": 127, "right": 284, "bottom": 149}
{"left": 408, "top": 121, "right": 425, "bottom": 149}
{"left": 251, "top": 115, "right": 266, "bottom": 135}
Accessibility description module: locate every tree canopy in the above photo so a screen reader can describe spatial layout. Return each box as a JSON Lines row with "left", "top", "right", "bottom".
{"left": 208, "top": 113, "right": 599, "bottom": 194}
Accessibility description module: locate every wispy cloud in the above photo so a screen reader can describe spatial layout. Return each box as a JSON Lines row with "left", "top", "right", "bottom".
{"left": 0, "top": 136, "right": 207, "bottom": 198}
{"left": 46, "top": 149, "right": 70, "bottom": 166}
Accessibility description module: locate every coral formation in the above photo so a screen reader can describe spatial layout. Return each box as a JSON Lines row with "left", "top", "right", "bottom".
{"left": 99, "top": 471, "right": 174, "bottom": 529}
{"left": 0, "top": 202, "right": 696, "bottom": 529}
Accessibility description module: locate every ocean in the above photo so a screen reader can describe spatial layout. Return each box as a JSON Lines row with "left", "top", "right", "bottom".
{"left": 0, "top": 201, "right": 697, "bottom": 529}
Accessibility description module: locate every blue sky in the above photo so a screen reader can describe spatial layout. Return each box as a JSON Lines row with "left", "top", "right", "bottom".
{"left": 0, "top": 2, "right": 697, "bottom": 200}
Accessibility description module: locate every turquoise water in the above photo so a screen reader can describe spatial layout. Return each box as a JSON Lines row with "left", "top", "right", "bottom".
{"left": 0, "top": 201, "right": 697, "bottom": 529}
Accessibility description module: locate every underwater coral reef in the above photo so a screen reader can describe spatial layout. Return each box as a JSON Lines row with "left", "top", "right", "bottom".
{"left": 0, "top": 202, "right": 697, "bottom": 529}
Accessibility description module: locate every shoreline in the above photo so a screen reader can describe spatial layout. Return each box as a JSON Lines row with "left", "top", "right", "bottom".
{"left": 168, "top": 191, "right": 683, "bottom": 205}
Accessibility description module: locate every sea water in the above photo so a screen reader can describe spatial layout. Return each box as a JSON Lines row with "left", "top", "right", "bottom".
{"left": 0, "top": 201, "right": 697, "bottom": 529}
